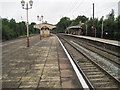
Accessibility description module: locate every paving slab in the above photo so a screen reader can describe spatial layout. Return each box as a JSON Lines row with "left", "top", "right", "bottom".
{"left": 2, "top": 35, "right": 82, "bottom": 89}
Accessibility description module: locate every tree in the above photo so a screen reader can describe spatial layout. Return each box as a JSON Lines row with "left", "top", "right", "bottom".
{"left": 70, "top": 15, "right": 88, "bottom": 26}
{"left": 113, "top": 15, "right": 120, "bottom": 40}
{"left": 2, "top": 25, "right": 15, "bottom": 40}
{"left": 104, "top": 9, "right": 115, "bottom": 39}
{"left": 56, "top": 17, "right": 71, "bottom": 33}
{"left": 29, "top": 22, "right": 38, "bottom": 34}
{"left": 55, "top": 9, "right": 120, "bottom": 41}
{"left": 2, "top": 18, "right": 37, "bottom": 41}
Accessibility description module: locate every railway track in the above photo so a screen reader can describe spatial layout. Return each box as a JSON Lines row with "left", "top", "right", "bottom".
{"left": 61, "top": 35, "right": 120, "bottom": 80}
{"left": 64, "top": 35, "right": 120, "bottom": 66}
{"left": 57, "top": 34, "right": 120, "bottom": 89}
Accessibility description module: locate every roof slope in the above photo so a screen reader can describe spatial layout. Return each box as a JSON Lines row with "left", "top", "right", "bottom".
{"left": 34, "top": 23, "right": 56, "bottom": 30}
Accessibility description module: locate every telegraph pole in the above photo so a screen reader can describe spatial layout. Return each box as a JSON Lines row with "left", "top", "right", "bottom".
{"left": 93, "top": 3, "right": 96, "bottom": 37}
{"left": 86, "top": 21, "right": 88, "bottom": 36}
{"left": 93, "top": 3, "right": 94, "bottom": 19}
{"left": 37, "top": 15, "right": 43, "bottom": 40}
{"left": 101, "top": 16, "right": 104, "bottom": 38}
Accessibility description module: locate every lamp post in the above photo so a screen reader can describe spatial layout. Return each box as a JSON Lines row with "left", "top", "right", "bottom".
{"left": 21, "top": 0, "right": 33, "bottom": 47}
{"left": 101, "top": 16, "right": 104, "bottom": 38}
{"left": 37, "top": 15, "right": 43, "bottom": 40}
{"left": 85, "top": 21, "right": 88, "bottom": 36}
{"left": 37, "top": 15, "right": 43, "bottom": 23}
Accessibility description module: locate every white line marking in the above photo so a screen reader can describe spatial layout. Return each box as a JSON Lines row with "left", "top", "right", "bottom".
{"left": 56, "top": 36, "right": 89, "bottom": 90}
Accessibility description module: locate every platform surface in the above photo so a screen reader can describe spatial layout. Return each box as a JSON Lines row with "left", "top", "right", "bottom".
{"left": 2, "top": 35, "right": 81, "bottom": 89}
{"left": 67, "top": 34, "right": 120, "bottom": 46}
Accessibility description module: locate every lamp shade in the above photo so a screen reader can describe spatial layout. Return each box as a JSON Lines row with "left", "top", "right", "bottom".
{"left": 41, "top": 15, "right": 43, "bottom": 20}
{"left": 37, "top": 15, "right": 39, "bottom": 20}
{"left": 21, "top": 0, "right": 25, "bottom": 7}
{"left": 29, "top": 0, "right": 33, "bottom": 7}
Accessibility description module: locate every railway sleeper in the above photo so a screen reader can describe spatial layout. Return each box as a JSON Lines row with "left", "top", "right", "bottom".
{"left": 90, "top": 78, "right": 111, "bottom": 83}
{"left": 82, "top": 69, "right": 99, "bottom": 72}
{"left": 87, "top": 75, "right": 107, "bottom": 79}
{"left": 87, "top": 74, "right": 105, "bottom": 78}
{"left": 90, "top": 77, "right": 119, "bottom": 88}
{"left": 80, "top": 66, "right": 97, "bottom": 69}
{"left": 79, "top": 63, "right": 95, "bottom": 65}
{"left": 85, "top": 72, "right": 103, "bottom": 75}
{"left": 80, "top": 64, "right": 95, "bottom": 67}
{"left": 94, "top": 81, "right": 118, "bottom": 85}
{"left": 78, "top": 61, "right": 91, "bottom": 64}
{"left": 94, "top": 83, "right": 118, "bottom": 88}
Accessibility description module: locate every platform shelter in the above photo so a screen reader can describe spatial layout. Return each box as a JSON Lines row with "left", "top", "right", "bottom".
{"left": 66, "top": 25, "right": 83, "bottom": 35}
{"left": 34, "top": 22, "right": 56, "bottom": 37}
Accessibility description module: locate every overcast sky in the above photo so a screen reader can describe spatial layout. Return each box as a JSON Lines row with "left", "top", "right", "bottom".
{"left": 0, "top": 0, "right": 120, "bottom": 24}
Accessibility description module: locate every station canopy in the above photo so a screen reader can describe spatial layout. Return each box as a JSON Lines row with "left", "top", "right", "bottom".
{"left": 67, "top": 25, "right": 82, "bottom": 30}
{"left": 34, "top": 22, "right": 56, "bottom": 30}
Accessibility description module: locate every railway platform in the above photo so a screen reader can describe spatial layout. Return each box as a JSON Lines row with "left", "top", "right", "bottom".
{"left": 65, "top": 34, "right": 120, "bottom": 53}
{"left": 67, "top": 34, "right": 120, "bottom": 46}
{"left": 2, "top": 35, "right": 82, "bottom": 89}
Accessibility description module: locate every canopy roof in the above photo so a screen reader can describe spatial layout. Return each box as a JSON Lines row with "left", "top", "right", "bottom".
{"left": 34, "top": 23, "right": 56, "bottom": 30}
{"left": 67, "top": 25, "right": 82, "bottom": 30}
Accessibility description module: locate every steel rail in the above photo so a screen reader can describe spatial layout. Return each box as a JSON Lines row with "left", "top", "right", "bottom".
{"left": 65, "top": 34, "right": 120, "bottom": 57}
{"left": 58, "top": 35, "right": 120, "bottom": 89}
{"left": 57, "top": 36, "right": 90, "bottom": 90}
{"left": 62, "top": 35, "right": 120, "bottom": 66}
{"left": 73, "top": 40, "right": 120, "bottom": 66}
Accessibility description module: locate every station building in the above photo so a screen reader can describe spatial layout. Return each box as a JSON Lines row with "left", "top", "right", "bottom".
{"left": 66, "top": 25, "right": 83, "bottom": 35}
{"left": 34, "top": 22, "right": 56, "bottom": 37}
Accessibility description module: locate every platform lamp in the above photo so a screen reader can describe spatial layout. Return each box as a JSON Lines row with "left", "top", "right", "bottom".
{"left": 37, "top": 15, "right": 43, "bottom": 40}
{"left": 21, "top": 0, "right": 33, "bottom": 47}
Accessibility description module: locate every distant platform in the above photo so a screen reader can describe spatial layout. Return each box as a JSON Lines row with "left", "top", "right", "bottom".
{"left": 66, "top": 34, "right": 120, "bottom": 47}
